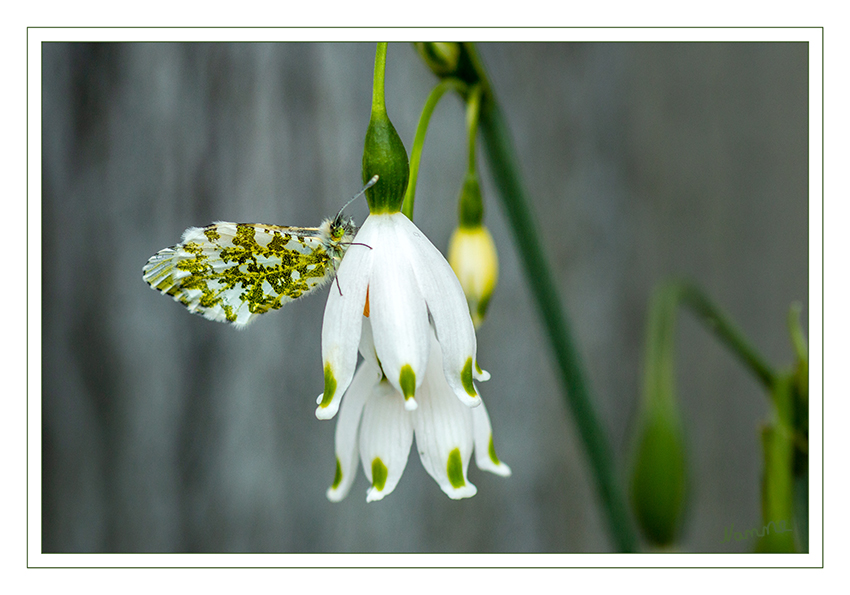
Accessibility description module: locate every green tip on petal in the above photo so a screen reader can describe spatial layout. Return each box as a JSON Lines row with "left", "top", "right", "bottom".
{"left": 447, "top": 448, "right": 466, "bottom": 489}
{"left": 488, "top": 434, "right": 501, "bottom": 466}
{"left": 399, "top": 364, "right": 416, "bottom": 401}
{"left": 332, "top": 457, "right": 343, "bottom": 489}
{"left": 461, "top": 357, "right": 477, "bottom": 397}
{"left": 320, "top": 363, "right": 337, "bottom": 409}
{"left": 371, "top": 457, "right": 388, "bottom": 492}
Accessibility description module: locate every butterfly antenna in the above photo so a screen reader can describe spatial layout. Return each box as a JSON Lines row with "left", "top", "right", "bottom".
{"left": 334, "top": 175, "right": 379, "bottom": 221}
{"left": 331, "top": 175, "right": 379, "bottom": 297}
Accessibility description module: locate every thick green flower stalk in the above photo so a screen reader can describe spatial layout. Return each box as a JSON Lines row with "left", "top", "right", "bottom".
{"left": 362, "top": 43, "right": 409, "bottom": 215}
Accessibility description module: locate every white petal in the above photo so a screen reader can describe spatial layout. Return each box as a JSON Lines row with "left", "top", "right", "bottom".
{"left": 471, "top": 397, "right": 511, "bottom": 477}
{"left": 400, "top": 214, "right": 485, "bottom": 407}
{"left": 359, "top": 380, "right": 415, "bottom": 502}
{"left": 368, "top": 214, "right": 430, "bottom": 410}
{"left": 413, "top": 332, "right": 477, "bottom": 499}
{"left": 356, "top": 316, "right": 381, "bottom": 372}
{"left": 317, "top": 238, "right": 373, "bottom": 420}
{"left": 326, "top": 361, "right": 380, "bottom": 502}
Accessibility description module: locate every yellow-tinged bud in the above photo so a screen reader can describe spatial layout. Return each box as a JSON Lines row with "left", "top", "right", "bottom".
{"left": 414, "top": 42, "right": 461, "bottom": 77}
{"left": 448, "top": 225, "right": 498, "bottom": 328}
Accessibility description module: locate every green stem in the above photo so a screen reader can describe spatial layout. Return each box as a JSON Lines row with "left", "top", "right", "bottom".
{"left": 465, "top": 84, "right": 482, "bottom": 176}
{"left": 677, "top": 283, "right": 777, "bottom": 390}
{"left": 402, "top": 78, "right": 467, "bottom": 219}
{"left": 372, "top": 43, "right": 388, "bottom": 115}
{"left": 363, "top": 43, "right": 409, "bottom": 214}
{"left": 469, "top": 50, "right": 637, "bottom": 553}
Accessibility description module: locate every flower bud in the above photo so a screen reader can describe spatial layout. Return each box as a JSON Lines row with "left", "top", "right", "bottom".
{"left": 628, "top": 285, "right": 689, "bottom": 546}
{"left": 414, "top": 43, "right": 461, "bottom": 77}
{"left": 448, "top": 225, "right": 498, "bottom": 328}
{"left": 629, "top": 404, "right": 688, "bottom": 546}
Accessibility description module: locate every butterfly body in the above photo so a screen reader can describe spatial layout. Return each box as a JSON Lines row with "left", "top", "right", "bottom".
{"left": 143, "top": 217, "right": 357, "bottom": 328}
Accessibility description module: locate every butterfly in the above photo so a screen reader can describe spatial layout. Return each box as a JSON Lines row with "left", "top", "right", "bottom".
{"left": 142, "top": 176, "right": 377, "bottom": 328}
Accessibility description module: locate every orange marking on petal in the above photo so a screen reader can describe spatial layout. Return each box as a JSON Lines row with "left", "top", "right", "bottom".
{"left": 363, "top": 286, "right": 370, "bottom": 318}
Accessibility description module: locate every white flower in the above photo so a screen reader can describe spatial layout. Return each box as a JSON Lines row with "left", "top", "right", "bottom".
{"left": 316, "top": 211, "right": 489, "bottom": 420}
{"left": 327, "top": 322, "right": 510, "bottom": 501}
{"left": 315, "top": 210, "right": 509, "bottom": 500}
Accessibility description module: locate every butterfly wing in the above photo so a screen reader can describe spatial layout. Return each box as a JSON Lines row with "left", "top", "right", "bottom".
{"left": 143, "top": 222, "right": 336, "bottom": 327}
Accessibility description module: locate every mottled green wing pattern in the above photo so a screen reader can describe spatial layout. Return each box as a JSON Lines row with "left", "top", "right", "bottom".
{"left": 143, "top": 221, "right": 340, "bottom": 327}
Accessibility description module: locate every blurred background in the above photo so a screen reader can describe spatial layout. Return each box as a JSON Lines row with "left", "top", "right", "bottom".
{"left": 41, "top": 42, "right": 808, "bottom": 553}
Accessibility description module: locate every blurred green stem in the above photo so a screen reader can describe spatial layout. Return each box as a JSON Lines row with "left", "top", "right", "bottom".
{"left": 756, "top": 376, "right": 796, "bottom": 552}
{"left": 676, "top": 283, "right": 777, "bottom": 390}
{"left": 788, "top": 303, "right": 809, "bottom": 552}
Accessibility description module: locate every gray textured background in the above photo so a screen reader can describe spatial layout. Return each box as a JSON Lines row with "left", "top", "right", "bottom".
{"left": 41, "top": 42, "right": 808, "bottom": 553}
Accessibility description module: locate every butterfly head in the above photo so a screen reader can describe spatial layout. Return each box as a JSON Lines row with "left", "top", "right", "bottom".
{"left": 320, "top": 215, "right": 358, "bottom": 261}
{"left": 330, "top": 213, "right": 358, "bottom": 242}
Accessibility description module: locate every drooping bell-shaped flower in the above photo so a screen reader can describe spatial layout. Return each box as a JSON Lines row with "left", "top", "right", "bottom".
{"left": 327, "top": 322, "right": 509, "bottom": 502}
{"left": 316, "top": 209, "right": 490, "bottom": 420}
{"left": 317, "top": 42, "right": 507, "bottom": 501}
